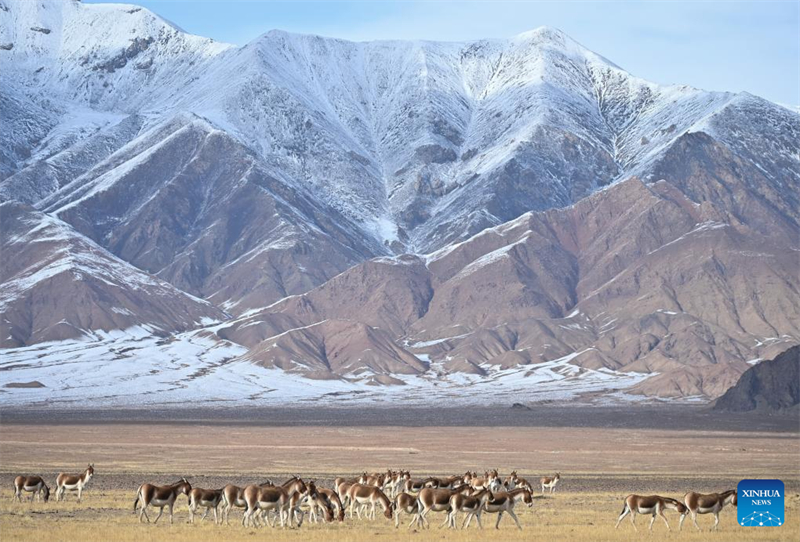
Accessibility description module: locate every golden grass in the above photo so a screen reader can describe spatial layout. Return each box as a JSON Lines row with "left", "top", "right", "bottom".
{"left": 1, "top": 489, "right": 798, "bottom": 542}
{"left": 2, "top": 423, "right": 798, "bottom": 541}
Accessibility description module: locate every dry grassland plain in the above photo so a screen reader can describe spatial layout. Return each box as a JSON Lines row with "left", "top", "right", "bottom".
{"left": 0, "top": 415, "right": 798, "bottom": 541}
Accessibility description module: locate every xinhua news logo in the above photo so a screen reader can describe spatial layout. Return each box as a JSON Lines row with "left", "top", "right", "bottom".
{"left": 738, "top": 479, "right": 784, "bottom": 527}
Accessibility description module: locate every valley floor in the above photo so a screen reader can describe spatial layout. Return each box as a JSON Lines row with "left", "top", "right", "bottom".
{"left": 0, "top": 413, "right": 798, "bottom": 541}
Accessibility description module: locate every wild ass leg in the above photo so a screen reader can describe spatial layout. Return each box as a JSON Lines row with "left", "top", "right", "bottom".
{"left": 659, "top": 509, "right": 671, "bottom": 531}
{"left": 691, "top": 511, "right": 701, "bottom": 532}
{"left": 615, "top": 505, "right": 630, "bottom": 528}
{"left": 508, "top": 509, "right": 523, "bottom": 530}
{"left": 153, "top": 505, "right": 164, "bottom": 524}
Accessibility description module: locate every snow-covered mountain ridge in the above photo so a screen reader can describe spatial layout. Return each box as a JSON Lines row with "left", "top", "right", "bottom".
{"left": 1, "top": 0, "right": 798, "bottom": 406}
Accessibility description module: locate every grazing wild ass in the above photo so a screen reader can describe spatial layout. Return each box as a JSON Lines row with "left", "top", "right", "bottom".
{"left": 316, "top": 487, "right": 345, "bottom": 522}
{"left": 133, "top": 478, "right": 191, "bottom": 524}
{"left": 681, "top": 490, "right": 737, "bottom": 531}
{"left": 615, "top": 494, "right": 688, "bottom": 531}
{"left": 301, "top": 481, "right": 334, "bottom": 523}
{"left": 541, "top": 473, "right": 561, "bottom": 493}
{"left": 346, "top": 484, "right": 393, "bottom": 520}
{"left": 56, "top": 464, "right": 94, "bottom": 503}
{"left": 13, "top": 476, "right": 50, "bottom": 503}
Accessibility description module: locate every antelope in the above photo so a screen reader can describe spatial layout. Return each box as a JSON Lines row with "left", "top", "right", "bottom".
{"left": 56, "top": 464, "right": 94, "bottom": 503}
{"left": 541, "top": 472, "right": 561, "bottom": 493}
{"left": 13, "top": 476, "right": 50, "bottom": 503}
{"left": 188, "top": 487, "right": 224, "bottom": 524}
{"left": 615, "top": 494, "right": 688, "bottom": 531}
{"left": 416, "top": 485, "right": 472, "bottom": 528}
{"left": 133, "top": 478, "right": 191, "bottom": 524}
{"left": 448, "top": 488, "right": 494, "bottom": 529}
{"left": 316, "top": 487, "right": 345, "bottom": 522}
{"left": 346, "top": 483, "right": 393, "bottom": 521}
{"left": 393, "top": 492, "right": 421, "bottom": 529}
{"left": 220, "top": 480, "right": 273, "bottom": 525}
{"left": 482, "top": 488, "right": 534, "bottom": 530}
{"left": 681, "top": 490, "right": 737, "bottom": 531}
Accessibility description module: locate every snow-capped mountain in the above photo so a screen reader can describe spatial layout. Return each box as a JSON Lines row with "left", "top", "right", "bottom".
{"left": 1, "top": 0, "right": 798, "bottom": 406}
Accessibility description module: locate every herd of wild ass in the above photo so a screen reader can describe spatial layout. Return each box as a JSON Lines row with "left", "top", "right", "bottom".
{"left": 12, "top": 466, "right": 739, "bottom": 531}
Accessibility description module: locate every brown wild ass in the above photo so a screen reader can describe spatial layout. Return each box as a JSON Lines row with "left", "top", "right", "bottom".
{"left": 13, "top": 476, "right": 50, "bottom": 503}
{"left": 316, "top": 487, "right": 345, "bottom": 522}
{"left": 392, "top": 492, "right": 421, "bottom": 529}
{"left": 242, "top": 485, "right": 291, "bottom": 528}
{"left": 448, "top": 488, "right": 494, "bottom": 529}
{"left": 416, "top": 485, "right": 472, "bottom": 528}
{"left": 541, "top": 473, "right": 561, "bottom": 493}
{"left": 133, "top": 478, "right": 191, "bottom": 524}
{"left": 301, "top": 481, "right": 334, "bottom": 523}
{"left": 481, "top": 488, "right": 534, "bottom": 530}
{"left": 346, "top": 484, "right": 393, "bottom": 521}
{"left": 681, "top": 490, "right": 737, "bottom": 531}
{"left": 188, "top": 487, "right": 225, "bottom": 524}
{"left": 56, "top": 464, "right": 94, "bottom": 503}
{"left": 220, "top": 480, "right": 273, "bottom": 525}
{"left": 615, "top": 494, "right": 688, "bottom": 531}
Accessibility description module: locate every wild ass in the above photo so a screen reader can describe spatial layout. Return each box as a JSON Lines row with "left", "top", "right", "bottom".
{"left": 541, "top": 473, "right": 561, "bottom": 493}
{"left": 241, "top": 485, "right": 291, "bottom": 528}
{"left": 346, "top": 484, "right": 393, "bottom": 520}
{"left": 504, "top": 471, "right": 533, "bottom": 492}
{"left": 133, "top": 478, "right": 191, "bottom": 524}
{"left": 301, "top": 481, "right": 334, "bottom": 523}
{"left": 220, "top": 480, "right": 273, "bottom": 525}
{"left": 416, "top": 485, "right": 472, "bottom": 528}
{"left": 13, "top": 476, "right": 50, "bottom": 503}
{"left": 681, "top": 490, "right": 737, "bottom": 531}
{"left": 188, "top": 487, "right": 225, "bottom": 524}
{"left": 392, "top": 492, "right": 421, "bottom": 529}
{"left": 56, "top": 464, "right": 94, "bottom": 503}
{"left": 448, "top": 488, "right": 494, "bottom": 529}
{"left": 316, "top": 487, "right": 345, "bottom": 522}
{"left": 615, "top": 494, "right": 688, "bottom": 531}
{"left": 481, "top": 488, "right": 534, "bottom": 530}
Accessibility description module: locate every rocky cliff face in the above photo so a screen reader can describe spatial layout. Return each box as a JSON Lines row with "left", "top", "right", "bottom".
{"left": 713, "top": 347, "right": 800, "bottom": 412}
{"left": 1, "top": 0, "right": 798, "bottom": 404}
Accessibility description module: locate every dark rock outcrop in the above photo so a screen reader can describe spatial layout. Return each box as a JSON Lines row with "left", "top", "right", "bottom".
{"left": 713, "top": 346, "right": 800, "bottom": 412}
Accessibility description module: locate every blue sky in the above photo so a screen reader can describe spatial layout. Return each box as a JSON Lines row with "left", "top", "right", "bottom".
{"left": 86, "top": 1, "right": 799, "bottom": 105}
